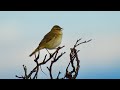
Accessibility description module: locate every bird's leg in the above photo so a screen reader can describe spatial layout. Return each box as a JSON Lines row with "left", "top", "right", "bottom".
{"left": 34, "top": 51, "right": 40, "bottom": 62}
{"left": 46, "top": 49, "right": 52, "bottom": 57}
{"left": 35, "top": 53, "right": 36, "bottom": 59}
{"left": 34, "top": 53, "right": 37, "bottom": 62}
{"left": 46, "top": 49, "right": 50, "bottom": 54}
{"left": 38, "top": 51, "right": 40, "bottom": 57}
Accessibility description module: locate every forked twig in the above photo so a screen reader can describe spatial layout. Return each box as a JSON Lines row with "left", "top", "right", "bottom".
{"left": 16, "top": 38, "right": 92, "bottom": 79}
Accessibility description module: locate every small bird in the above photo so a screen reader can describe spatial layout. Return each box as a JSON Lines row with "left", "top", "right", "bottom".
{"left": 29, "top": 25, "right": 63, "bottom": 57}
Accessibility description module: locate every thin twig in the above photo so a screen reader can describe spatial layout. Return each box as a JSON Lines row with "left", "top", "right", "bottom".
{"left": 57, "top": 71, "right": 61, "bottom": 79}
{"left": 16, "top": 38, "right": 91, "bottom": 79}
{"left": 33, "top": 60, "right": 39, "bottom": 79}
{"left": 47, "top": 51, "right": 66, "bottom": 79}
{"left": 64, "top": 38, "right": 91, "bottom": 79}
{"left": 16, "top": 46, "right": 65, "bottom": 79}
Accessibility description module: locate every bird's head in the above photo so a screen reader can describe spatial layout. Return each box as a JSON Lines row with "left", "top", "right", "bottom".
{"left": 51, "top": 25, "right": 63, "bottom": 33}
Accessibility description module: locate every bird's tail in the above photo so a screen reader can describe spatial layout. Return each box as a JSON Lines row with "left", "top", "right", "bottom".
{"left": 29, "top": 46, "right": 42, "bottom": 57}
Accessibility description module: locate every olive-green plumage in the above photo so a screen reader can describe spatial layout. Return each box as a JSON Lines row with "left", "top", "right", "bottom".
{"left": 29, "top": 25, "right": 63, "bottom": 57}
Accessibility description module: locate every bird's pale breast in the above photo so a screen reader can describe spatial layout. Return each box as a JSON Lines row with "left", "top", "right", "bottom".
{"left": 45, "top": 34, "right": 62, "bottom": 49}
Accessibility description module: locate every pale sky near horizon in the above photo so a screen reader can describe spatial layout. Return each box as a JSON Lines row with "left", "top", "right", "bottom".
{"left": 0, "top": 11, "right": 120, "bottom": 79}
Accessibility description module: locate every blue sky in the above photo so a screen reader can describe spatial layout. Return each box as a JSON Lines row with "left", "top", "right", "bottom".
{"left": 0, "top": 11, "right": 120, "bottom": 79}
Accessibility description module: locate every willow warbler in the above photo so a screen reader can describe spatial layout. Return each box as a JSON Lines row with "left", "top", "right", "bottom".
{"left": 29, "top": 25, "right": 63, "bottom": 57}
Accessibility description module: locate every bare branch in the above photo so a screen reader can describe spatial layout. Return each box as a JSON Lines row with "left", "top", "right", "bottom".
{"left": 57, "top": 71, "right": 61, "bottom": 79}
{"left": 33, "top": 60, "right": 39, "bottom": 79}
{"left": 47, "top": 51, "right": 66, "bottom": 79}
{"left": 16, "top": 46, "right": 65, "bottom": 79}
{"left": 16, "top": 38, "right": 91, "bottom": 79}
{"left": 74, "top": 39, "right": 92, "bottom": 48}
{"left": 64, "top": 38, "right": 91, "bottom": 79}
{"left": 15, "top": 75, "right": 24, "bottom": 79}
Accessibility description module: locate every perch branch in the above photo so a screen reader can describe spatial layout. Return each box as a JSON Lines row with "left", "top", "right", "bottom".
{"left": 16, "top": 46, "right": 65, "bottom": 79}
{"left": 47, "top": 52, "right": 66, "bottom": 79}
{"left": 16, "top": 38, "right": 91, "bottom": 79}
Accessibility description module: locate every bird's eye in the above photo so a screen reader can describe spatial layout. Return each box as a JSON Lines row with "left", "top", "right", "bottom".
{"left": 56, "top": 28, "right": 61, "bottom": 30}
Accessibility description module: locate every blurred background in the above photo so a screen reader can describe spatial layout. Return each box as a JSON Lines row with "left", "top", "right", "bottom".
{"left": 0, "top": 11, "right": 120, "bottom": 79}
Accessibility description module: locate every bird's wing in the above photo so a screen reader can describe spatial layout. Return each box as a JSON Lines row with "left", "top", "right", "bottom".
{"left": 29, "top": 32, "right": 56, "bottom": 57}
{"left": 39, "top": 32, "right": 56, "bottom": 46}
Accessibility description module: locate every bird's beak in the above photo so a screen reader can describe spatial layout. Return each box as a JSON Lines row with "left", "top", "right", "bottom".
{"left": 61, "top": 28, "right": 63, "bottom": 30}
